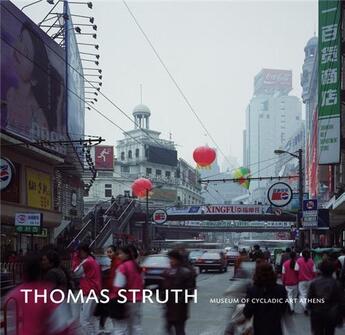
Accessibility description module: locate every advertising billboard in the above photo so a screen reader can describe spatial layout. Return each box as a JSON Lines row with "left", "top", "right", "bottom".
{"left": 254, "top": 69, "right": 292, "bottom": 95}
{"left": 0, "top": 158, "right": 20, "bottom": 203}
{"left": 318, "top": 0, "right": 341, "bottom": 164}
{"left": 0, "top": 1, "right": 66, "bottom": 155}
{"left": 64, "top": 2, "right": 85, "bottom": 164}
{"left": 147, "top": 145, "right": 178, "bottom": 167}
{"left": 26, "top": 168, "right": 52, "bottom": 210}
{"left": 95, "top": 145, "right": 114, "bottom": 170}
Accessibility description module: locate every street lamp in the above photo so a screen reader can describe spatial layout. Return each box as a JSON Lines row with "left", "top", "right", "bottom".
{"left": 274, "top": 148, "right": 303, "bottom": 249}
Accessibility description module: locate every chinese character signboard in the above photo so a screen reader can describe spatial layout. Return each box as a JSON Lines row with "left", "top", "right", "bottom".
{"left": 318, "top": 0, "right": 341, "bottom": 164}
{"left": 26, "top": 168, "right": 52, "bottom": 210}
{"left": 95, "top": 146, "right": 114, "bottom": 170}
{"left": 15, "top": 213, "right": 42, "bottom": 234}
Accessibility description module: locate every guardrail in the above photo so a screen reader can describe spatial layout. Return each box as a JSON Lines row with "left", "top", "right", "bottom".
{"left": 0, "top": 260, "right": 71, "bottom": 294}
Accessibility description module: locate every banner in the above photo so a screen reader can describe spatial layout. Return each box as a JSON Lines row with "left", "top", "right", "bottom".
{"left": 166, "top": 204, "right": 272, "bottom": 216}
{"left": 0, "top": 2, "right": 66, "bottom": 155}
{"left": 95, "top": 145, "right": 114, "bottom": 170}
{"left": 26, "top": 168, "right": 52, "bottom": 210}
{"left": 318, "top": 0, "right": 341, "bottom": 164}
{"left": 64, "top": 2, "right": 85, "bottom": 164}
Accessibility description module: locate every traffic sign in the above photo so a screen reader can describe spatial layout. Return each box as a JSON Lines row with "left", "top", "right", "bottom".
{"left": 302, "top": 199, "right": 318, "bottom": 228}
{"left": 152, "top": 209, "right": 167, "bottom": 224}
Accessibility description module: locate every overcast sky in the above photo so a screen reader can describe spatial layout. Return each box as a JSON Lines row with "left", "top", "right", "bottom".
{"left": 14, "top": 0, "right": 318, "bottom": 169}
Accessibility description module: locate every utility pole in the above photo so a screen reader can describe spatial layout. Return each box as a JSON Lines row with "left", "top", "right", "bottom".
{"left": 143, "top": 188, "right": 149, "bottom": 252}
{"left": 298, "top": 148, "right": 304, "bottom": 250}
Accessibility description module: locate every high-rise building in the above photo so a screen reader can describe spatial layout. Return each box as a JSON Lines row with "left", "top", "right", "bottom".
{"left": 244, "top": 69, "right": 302, "bottom": 202}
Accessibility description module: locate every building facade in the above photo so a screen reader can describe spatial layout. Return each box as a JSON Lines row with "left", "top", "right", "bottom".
{"left": 84, "top": 104, "right": 203, "bottom": 211}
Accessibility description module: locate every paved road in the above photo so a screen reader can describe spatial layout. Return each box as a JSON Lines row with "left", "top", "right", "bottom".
{"left": 141, "top": 266, "right": 345, "bottom": 335}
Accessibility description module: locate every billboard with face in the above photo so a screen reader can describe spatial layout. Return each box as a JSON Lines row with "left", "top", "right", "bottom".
{"left": 64, "top": 2, "right": 85, "bottom": 164}
{"left": 0, "top": 1, "right": 66, "bottom": 155}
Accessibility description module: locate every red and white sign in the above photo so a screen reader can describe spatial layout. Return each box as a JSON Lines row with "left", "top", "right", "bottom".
{"left": 267, "top": 182, "right": 293, "bottom": 207}
{"left": 166, "top": 204, "right": 271, "bottom": 216}
{"left": 152, "top": 209, "right": 167, "bottom": 224}
{"left": 254, "top": 69, "right": 292, "bottom": 95}
{"left": 204, "top": 205, "right": 262, "bottom": 214}
{"left": 95, "top": 146, "right": 114, "bottom": 170}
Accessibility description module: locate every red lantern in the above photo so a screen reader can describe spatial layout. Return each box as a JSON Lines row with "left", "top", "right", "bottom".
{"left": 193, "top": 146, "right": 216, "bottom": 168}
{"left": 131, "top": 178, "right": 153, "bottom": 198}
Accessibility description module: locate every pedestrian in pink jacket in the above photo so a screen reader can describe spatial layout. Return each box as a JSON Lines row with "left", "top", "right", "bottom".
{"left": 282, "top": 251, "right": 299, "bottom": 313}
{"left": 4, "top": 255, "right": 76, "bottom": 335}
{"left": 73, "top": 244, "right": 101, "bottom": 334}
{"left": 294, "top": 249, "right": 316, "bottom": 314}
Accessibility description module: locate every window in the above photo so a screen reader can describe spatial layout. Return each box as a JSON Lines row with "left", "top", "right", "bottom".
{"left": 121, "top": 166, "right": 130, "bottom": 173}
{"left": 146, "top": 168, "right": 152, "bottom": 175}
{"left": 105, "top": 184, "right": 112, "bottom": 197}
{"left": 156, "top": 169, "right": 162, "bottom": 176}
{"left": 128, "top": 150, "right": 132, "bottom": 159}
{"left": 121, "top": 152, "right": 125, "bottom": 160}
{"left": 296, "top": 116, "right": 300, "bottom": 120}
{"left": 124, "top": 190, "right": 130, "bottom": 197}
{"left": 135, "top": 148, "right": 140, "bottom": 158}
{"left": 165, "top": 171, "right": 171, "bottom": 178}
{"left": 266, "top": 114, "right": 270, "bottom": 119}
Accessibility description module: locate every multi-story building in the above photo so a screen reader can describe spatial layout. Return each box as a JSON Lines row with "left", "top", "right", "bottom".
{"left": 243, "top": 69, "right": 302, "bottom": 203}
{"left": 84, "top": 104, "right": 203, "bottom": 211}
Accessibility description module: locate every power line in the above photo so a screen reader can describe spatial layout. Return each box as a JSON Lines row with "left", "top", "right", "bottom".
{"left": 122, "top": 0, "right": 234, "bottom": 169}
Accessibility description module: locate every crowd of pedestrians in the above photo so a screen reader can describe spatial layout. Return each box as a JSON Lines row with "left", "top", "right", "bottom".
{"left": 229, "top": 245, "right": 345, "bottom": 335}
{"left": 2, "top": 243, "right": 196, "bottom": 335}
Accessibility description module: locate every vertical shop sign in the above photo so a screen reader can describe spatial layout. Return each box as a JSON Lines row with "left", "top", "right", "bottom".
{"left": 318, "top": 0, "right": 341, "bottom": 164}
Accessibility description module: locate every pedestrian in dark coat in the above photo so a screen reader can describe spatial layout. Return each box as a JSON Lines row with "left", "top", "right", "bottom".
{"left": 308, "top": 259, "right": 345, "bottom": 335}
{"left": 163, "top": 249, "right": 197, "bottom": 335}
{"left": 243, "top": 262, "right": 287, "bottom": 335}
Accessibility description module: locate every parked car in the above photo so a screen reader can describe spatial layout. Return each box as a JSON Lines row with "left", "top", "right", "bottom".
{"left": 226, "top": 250, "right": 240, "bottom": 265}
{"left": 195, "top": 251, "right": 227, "bottom": 273}
{"left": 141, "top": 254, "right": 170, "bottom": 288}
{"left": 188, "top": 250, "right": 205, "bottom": 265}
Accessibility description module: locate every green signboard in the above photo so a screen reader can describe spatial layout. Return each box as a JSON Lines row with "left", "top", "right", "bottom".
{"left": 16, "top": 225, "right": 42, "bottom": 234}
{"left": 318, "top": 0, "right": 341, "bottom": 164}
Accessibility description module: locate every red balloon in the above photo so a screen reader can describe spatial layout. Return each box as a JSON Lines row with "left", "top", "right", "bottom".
{"left": 131, "top": 178, "right": 153, "bottom": 198}
{"left": 193, "top": 146, "right": 216, "bottom": 167}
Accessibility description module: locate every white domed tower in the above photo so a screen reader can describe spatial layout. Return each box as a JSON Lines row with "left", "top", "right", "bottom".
{"left": 133, "top": 104, "right": 151, "bottom": 130}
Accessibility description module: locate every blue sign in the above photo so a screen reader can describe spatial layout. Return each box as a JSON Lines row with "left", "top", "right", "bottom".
{"left": 189, "top": 206, "right": 200, "bottom": 213}
{"left": 302, "top": 199, "right": 318, "bottom": 228}
{"left": 64, "top": 3, "right": 85, "bottom": 165}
